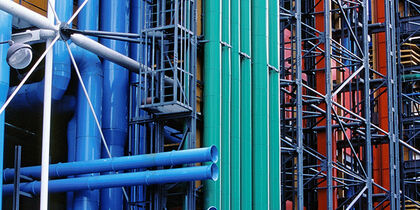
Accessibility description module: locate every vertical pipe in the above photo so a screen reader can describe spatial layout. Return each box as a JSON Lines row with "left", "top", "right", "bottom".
{"left": 314, "top": 0, "right": 337, "bottom": 207}
{"left": 67, "top": 116, "right": 76, "bottom": 210}
{"left": 230, "top": 0, "right": 241, "bottom": 208}
{"left": 324, "top": 0, "right": 333, "bottom": 207}
{"left": 39, "top": 1, "right": 55, "bottom": 208}
{"left": 364, "top": 0, "right": 373, "bottom": 208}
{"left": 100, "top": 0, "right": 130, "bottom": 209}
{"left": 72, "top": 44, "right": 103, "bottom": 210}
{"left": 56, "top": 0, "right": 75, "bottom": 209}
{"left": 251, "top": 0, "right": 269, "bottom": 208}
{"left": 385, "top": 0, "right": 399, "bottom": 208}
{"left": 203, "top": 0, "right": 221, "bottom": 208}
{"left": 129, "top": 0, "right": 146, "bottom": 206}
{"left": 57, "top": 0, "right": 75, "bottom": 209}
{"left": 268, "top": 0, "right": 280, "bottom": 209}
{"left": 0, "top": 3, "right": 11, "bottom": 209}
{"left": 296, "top": 0, "right": 304, "bottom": 208}
{"left": 221, "top": 0, "right": 231, "bottom": 208}
{"left": 240, "top": 0, "right": 252, "bottom": 208}
{"left": 73, "top": 0, "right": 101, "bottom": 209}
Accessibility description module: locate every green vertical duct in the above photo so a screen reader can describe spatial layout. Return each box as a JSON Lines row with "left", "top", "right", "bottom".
{"left": 221, "top": 0, "right": 231, "bottom": 209}
{"left": 240, "top": 0, "right": 252, "bottom": 208}
{"left": 230, "top": 0, "right": 241, "bottom": 208}
{"left": 251, "top": 0, "right": 269, "bottom": 209}
{"left": 203, "top": 0, "right": 221, "bottom": 208}
{"left": 268, "top": 0, "right": 280, "bottom": 209}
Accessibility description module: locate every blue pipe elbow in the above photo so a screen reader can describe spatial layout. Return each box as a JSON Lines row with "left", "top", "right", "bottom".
{"left": 8, "top": 0, "right": 74, "bottom": 111}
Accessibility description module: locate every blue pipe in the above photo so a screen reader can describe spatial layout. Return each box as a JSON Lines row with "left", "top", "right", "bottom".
{"left": 72, "top": 0, "right": 101, "bottom": 209}
{"left": 129, "top": 0, "right": 147, "bottom": 205}
{"left": 164, "top": 126, "right": 183, "bottom": 143}
{"left": 53, "top": 95, "right": 76, "bottom": 114}
{"left": 3, "top": 146, "right": 218, "bottom": 181}
{"left": 67, "top": 116, "right": 76, "bottom": 210}
{"left": 0, "top": 2, "right": 12, "bottom": 209}
{"left": 8, "top": 0, "right": 73, "bottom": 111}
{"left": 71, "top": 42, "right": 103, "bottom": 210}
{"left": 3, "top": 164, "right": 219, "bottom": 195}
{"left": 100, "top": 0, "right": 130, "bottom": 209}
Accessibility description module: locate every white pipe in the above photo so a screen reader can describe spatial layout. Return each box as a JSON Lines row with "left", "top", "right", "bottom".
{"left": 345, "top": 185, "right": 367, "bottom": 210}
{"left": 400, "top": 139, "right": 420, "bottom": 156}
{"left": 39, "top": 1, "right": 55, "bottom": 209}
{"left": 70, "top": 33, "right": 150, "bottom": 72}
{"left": 408, "top": 36, "right": 420, "bottom": 41}
{"left": 0, "top": 0, "right": 56, "bottom": 31}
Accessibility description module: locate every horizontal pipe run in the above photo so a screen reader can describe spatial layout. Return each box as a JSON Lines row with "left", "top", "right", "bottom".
{"left": 3, "top": 164, "right": 219, "bottom": 195}
{"left": 3, "top": 146, "right": 218, "bottom": 182}
{"left": 70, "top": 33, "right": 150, "bottom": 73}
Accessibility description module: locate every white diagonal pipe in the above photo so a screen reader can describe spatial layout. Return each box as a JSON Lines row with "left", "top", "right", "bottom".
{"left": 0, "top": 0, "right": 56, "bottom": 31}
{"left": 70, "top": 33, "right": 151, "bottom": 73}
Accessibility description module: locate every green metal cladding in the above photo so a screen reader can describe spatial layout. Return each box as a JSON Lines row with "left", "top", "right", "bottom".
{"left": 203, "top": 0, "right": 281, "bottom": 209}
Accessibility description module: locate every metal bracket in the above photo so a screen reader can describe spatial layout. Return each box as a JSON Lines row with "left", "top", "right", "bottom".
{"left": 11, "top": 29, "right": 55, "bottom": 44}
{"left": 239, "top": 51, "right": 251, "bottom": 59}
{"left": 268, "top": 64, "right": 280, "bottom": 73}
{"left": 220, "top": 41, "right": 232, "bottom": 48}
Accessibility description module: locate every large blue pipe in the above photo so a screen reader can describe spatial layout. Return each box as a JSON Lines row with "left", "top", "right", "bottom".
{"left": 3, "top": 146, "right": 218, "bottom": 181}
{"left": 3, "top": 164, "right": 219, "bottom": 195}
{"left": 8, "top": 0, "right": 73, "bottom": 111}
{"left": 71, "top": 42, "right": 103, "bottom": 209}
{"left": 72, "top": 0, "right": 102, "bottom": 209}
{"left": 100, "top": 0, "right": 130, "bottom": 209}
{"left": 0, "top": 2, "right": 12, "bottom": 209}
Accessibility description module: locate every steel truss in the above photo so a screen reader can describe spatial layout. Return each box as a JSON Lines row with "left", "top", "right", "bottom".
{"left": 279, "top": 0, "right": 416, "bottom": 208}
{"left": 398, "top": 0, "right": 420, "bottom": 209}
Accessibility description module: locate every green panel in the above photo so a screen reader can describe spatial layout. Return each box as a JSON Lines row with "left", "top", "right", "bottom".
{"left": 240, "top": 0, "right": 253, "bottom": 208}
{"left": 268, "top": 0, "right": 280, "bottom": 209}
{"left": 221, "top": 0, "right": 231, "bottom": 209}
{"left": 230, "top": 0, "right": 241, "bottom": 208}
{"left": 203, "top": 0, "right": 221, "bottom": 208}
{"left": 251, "top": 0, "right": 269, "bottom": 209}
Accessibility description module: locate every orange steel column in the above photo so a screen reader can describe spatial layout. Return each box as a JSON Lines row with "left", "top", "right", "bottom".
{"left": 315, "top": 0, "right": 337, "bottom": 209}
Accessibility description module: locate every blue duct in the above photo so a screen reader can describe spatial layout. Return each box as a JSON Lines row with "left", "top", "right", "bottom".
{"left": 8, "top": 0, "right": 73, "bottom": 111}
{"left": 3, "top": 164, "right": 219, "bottom": 195}
{"left": 71, "top": 42, "right": 103, "bottom": 209}
{"left": 0, "top": 2, "right": 12, "bottom": 209}
{"left": 3, "top": 146, "right": 218, "bottom": 181}
{"left": 72, "top": 0, "right": 102, "bottom": 209}
{"left": 100, "top": 0, "right": 130, "bottom": 209}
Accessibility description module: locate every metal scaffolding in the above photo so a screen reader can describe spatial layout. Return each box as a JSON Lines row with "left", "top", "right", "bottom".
{"left": 129, "top": 0, "right": 198, "bottom": 209}
{"left": 280, "top": 0, "right": 420, "bottom": 208}
{"left": 398, "top": 0, "right": 420, "bottom": 209}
